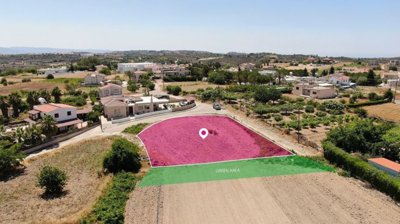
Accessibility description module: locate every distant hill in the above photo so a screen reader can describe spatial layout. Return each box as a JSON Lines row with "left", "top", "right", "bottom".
{"left": 0, "top": 47, "right": 111, "bottom": 55}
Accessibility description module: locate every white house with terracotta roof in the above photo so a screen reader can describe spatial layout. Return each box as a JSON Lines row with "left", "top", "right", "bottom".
{"left": 324, "top": 73, "right": 350, "bottom": 86}
{"left": 27, "top": 103, "right": 87, "bottom": 131}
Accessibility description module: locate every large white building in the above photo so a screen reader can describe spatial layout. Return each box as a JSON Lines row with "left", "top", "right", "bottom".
{"left": 38, "top": 66, "right": 68, "bottom": 76}
{"left": 117, "top": 62, "right": 155, "bottom": 73}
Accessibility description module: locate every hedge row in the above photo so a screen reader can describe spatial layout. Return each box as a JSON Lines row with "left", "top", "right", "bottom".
{"left": 323, "top": 141, "right": 400, "bottom": 201}
{"left": 347, "top": 99, "right": 390, "bottom": 108}
{"left": 81, "top": 172, "right": 137, "bottom": 224}
{"left": 163, "top": 76, "right": 197, "bottom": 82}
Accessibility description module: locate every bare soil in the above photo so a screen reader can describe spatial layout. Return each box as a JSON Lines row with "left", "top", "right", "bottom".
{"left": 125, "top": 173, "right": 400, "bottom": 224}
{"left": 0, "top": 137, "right": 115, "bottom": 224}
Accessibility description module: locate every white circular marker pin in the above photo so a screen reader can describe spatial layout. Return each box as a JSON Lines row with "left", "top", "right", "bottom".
{"left": 199, "top": 128, "right": 209, "bottom": 140}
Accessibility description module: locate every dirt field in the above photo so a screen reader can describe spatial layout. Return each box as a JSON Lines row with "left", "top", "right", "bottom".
{"left": 0, "top": 81, "right": 66, "bottom": 95}
{"left": 125, "top": 173, "right": 400, "bottom": 224}
{"left": 364, "top": 103, "right": 400, "bottom": 122}
{"left": 165, "top": 81, "right": 221, "bottom": 92}
{"left": 0, "top": 137, "right": 115, "bottom": 224}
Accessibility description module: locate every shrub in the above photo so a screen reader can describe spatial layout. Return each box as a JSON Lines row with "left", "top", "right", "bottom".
{"left": 305, "top": 105, "right": 315, "bottom": 113}
{"left": 323, "top": 141, "right": 400, "bottom": 201}
{"left": 46, "top": 74, "right": 54, "bottom": 79}
{"left": 273, "top": 114, "right": 283, "bottom": 122}
{"left": 163, "top": 76, "right": 197, "bottom": 82}
{"left": 347, "top": 99, "right": 389, "bottom": 108}
{"left": 87, "top": 111, "right": 100, "bottom": 123}
{"left": 103, "top": 138, "right": 141, "bottom": 173}
{"left": 166, "top": 85, "right": 182, "bottom": 96}
{"left": 61, "top": 96, "right": 86, "bottom": 106}
{"left": 147, "top": 82, "right": 155, "bottom": 91}
{"left": 316, "top": 111, "right": 327, "bottom": 117}
{"left": 123, "top": 123, "right": 149, "bottom": 134}
{"left": 0, "top": 144, "right": 24, "bottom": 177}
{"left": 354, "top": 108, "right": 368, "bottom": 118}
{"left": 81, "top": 172, "right": 136, "bottom": 224}
{"left": 37, "top": 165, "right": 68, "bottom": 195}
{"left": 254, "top": 86, "right": 281, "bottom": 103}
{"left": 21, "top": 78, "right": 31, "bottom": 83}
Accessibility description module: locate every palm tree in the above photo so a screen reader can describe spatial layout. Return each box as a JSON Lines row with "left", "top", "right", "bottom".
{"left": 8, "top": 92, "right": 22, "bottom": 117}
{"left": 51, "top": 87, "right": 62, "bottom": 103}
{"left": 26, "top": 91, "right": 39, "bottom": 109}
{"left": 0, "top": 95, "right": 9, "bottom": 119}
{"left": 40, "top": 115, "right": 57, "bottom": 138}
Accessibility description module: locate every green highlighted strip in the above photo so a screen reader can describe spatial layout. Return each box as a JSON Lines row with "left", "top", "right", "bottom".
{"left": 140, "top": 156, "right": 334, "bottom": 186}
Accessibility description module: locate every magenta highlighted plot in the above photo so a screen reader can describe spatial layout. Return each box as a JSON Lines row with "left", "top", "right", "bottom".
{"left": 138, "top": 115, "right": 292, "bottom": 167}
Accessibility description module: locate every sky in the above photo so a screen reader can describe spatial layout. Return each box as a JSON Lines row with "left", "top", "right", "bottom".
{"left": 0, "top": 0, "right": 399, "bottom": 57}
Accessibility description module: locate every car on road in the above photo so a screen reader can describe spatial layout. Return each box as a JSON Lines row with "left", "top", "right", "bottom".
{"left": 213, "top": 102, "right": 221, "bottom": 110}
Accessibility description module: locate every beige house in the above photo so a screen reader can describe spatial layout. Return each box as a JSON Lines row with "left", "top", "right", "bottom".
{"left": 293, "top": 83, "right": 336, "bottom": 99}
{"left": 98, "top": 83, "right": 123, "bottom": 98}
{"left": 382, "top": 72, "right": 400, "bottom": 82}
{"left": 84, "top": 73, "right": 106, "bottom": 86}
{"left": 101, "top": 95, "right": 169, "bottom": 120}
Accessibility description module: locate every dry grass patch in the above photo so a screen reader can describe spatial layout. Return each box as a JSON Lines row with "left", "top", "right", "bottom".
{"left": 165, "top": 81, "right": 221, "bottom": 92}
{"left": 0, "top": 81, "right": 65, "bottom": 95}
{"left": 0, "top": 136, "right": 116, "bottom": 224}
{"left": 364, "top": 103, "right": 400, "bottom": 122}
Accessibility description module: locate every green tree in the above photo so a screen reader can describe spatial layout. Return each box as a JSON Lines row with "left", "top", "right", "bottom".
{"left": 0, "top": 78, "right": 7, "bottom": 86}
{"left": 166, "top": 85, "right": 182, "bottom": 96}
{"left": 0, "top": 143, "right": 24, "bottom": 177}
{"left": 382, "top": 126, "right": 400, "bottom": 160}
{"left": 40, "top": 115, "right": 57, "bottom": 137}
{"left": 46, "top": 74, "right": 54, "bottom": 79}
{"left": 26, "top": 91, "right": 40, "bottom": 109}
{"left": 103, "top": 138, "right": 141, "bottom": 173}
{"left": 303, "top": 68, "right": 309, "bottom": 76}
{"left": 8, "top": 92, "right": 22, "bottom": 117}
{"left": 367, "top": 69, "right": 377, "bottom": 86}
{"left": 127, "top": 80, "right": 139, "bottom": 92}
{"left": 37, "top": 165, "right": 68, "bottom": 195}
{"left": 51, "top": 87, "right": 62, "bottom": 103}
{"left": 39, "top": 89, "right": 51, "bottom": 102}
{"left": 67, "top": 63, "right": 75, "bottom": 72}
{"left": 384, "top": 89, "right": 394, "bottom": 101}
{"left": 329, "top": 66, "right": 335, "bottom": 74}
{"left": 254, "top": 86, "right": 281, "bottom": 103}
{"left": 99, "top": 67, "right": 111, "bottom": 76}
{"left": 0, "top": 96, "right": 9, "bottom": 119}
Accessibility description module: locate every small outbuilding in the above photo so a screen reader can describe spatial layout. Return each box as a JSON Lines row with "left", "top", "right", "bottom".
{"left": 368, "top": 158, "right": 400, "bottom": 176}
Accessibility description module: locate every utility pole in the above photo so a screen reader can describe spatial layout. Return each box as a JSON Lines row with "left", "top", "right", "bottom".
{"left": 393, "top": 79, "right": 398, "bottom": 103}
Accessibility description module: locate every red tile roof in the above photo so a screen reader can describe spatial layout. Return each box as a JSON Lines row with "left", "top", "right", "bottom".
{"left": 368, "top": 158, "right": 400, "bottom": 172}
{"left": 33, "top": 103, "right": 75, "bottom": 113}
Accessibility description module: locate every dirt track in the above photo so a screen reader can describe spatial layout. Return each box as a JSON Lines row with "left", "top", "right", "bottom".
{"left": 125, "top": 173, "right": 400, "bottom": 224}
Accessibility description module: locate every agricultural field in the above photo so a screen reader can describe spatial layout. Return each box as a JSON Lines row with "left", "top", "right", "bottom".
{"left": 363, "top": 103, "right": 400, "bottom": 122}
{"left": 165, "top": 81, "right": 221, "bottom": 92}
{"left": 0, "top": 137, "right": 115, "bottom": 224}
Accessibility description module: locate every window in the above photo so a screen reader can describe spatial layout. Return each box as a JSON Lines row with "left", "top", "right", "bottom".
{"left": 55, "top": 113, "right": 59, "bottom": 118}
{"left": 67, "top": 111, "right": 72, "bottom": 116}
{"left": 312, "top": 91, "right": 317, "bottom": 94}
{"left": 296, "top": 87, "right": 299, "bottom": 90}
